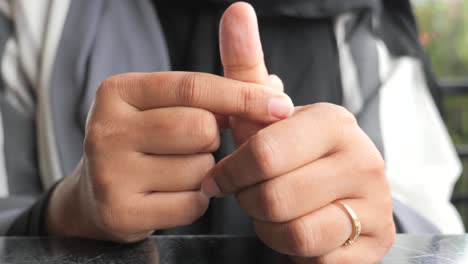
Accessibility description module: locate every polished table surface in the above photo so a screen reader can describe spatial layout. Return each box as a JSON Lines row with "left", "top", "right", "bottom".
{"left": 0, "top": 235, "right": 467, "bottom": 263}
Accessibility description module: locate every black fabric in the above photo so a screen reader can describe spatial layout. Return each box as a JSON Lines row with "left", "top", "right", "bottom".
{"left": 6, "top": 181, "right": 59, "bottom": 236}
{"left": 156, "top": 1, "right": 344, "bottom": 235}
{"left": 156, "top": 0, "right": 443, "bottom": 235}
{"left": 155, "top": 0, "right": 379, "bottom": 18}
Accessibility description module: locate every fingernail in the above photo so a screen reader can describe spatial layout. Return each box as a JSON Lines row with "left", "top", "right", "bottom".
{"left": 201, "top": 177, "right": 221, "bottom": 198}
{"left": 268, "top": 97, "right": 294, "bottom": 119}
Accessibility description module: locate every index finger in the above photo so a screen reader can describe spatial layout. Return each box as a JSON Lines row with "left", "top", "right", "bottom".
{"left": 99, "top": 71, "right": 293, "bottom": 123}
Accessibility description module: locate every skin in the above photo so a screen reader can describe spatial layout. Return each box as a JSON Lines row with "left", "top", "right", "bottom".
{"left": 46, "top": 2, "right": 395, "bottom": 263}
{"left": 46, "top": 71, "right": 294, "bottom": 242}
{"left": 202, "top": 3, "right": 396, "bottom": 263}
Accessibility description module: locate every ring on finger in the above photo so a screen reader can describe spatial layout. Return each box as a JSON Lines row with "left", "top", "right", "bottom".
{"left": 333, "top": 201, "right": 361, "bottom": 246}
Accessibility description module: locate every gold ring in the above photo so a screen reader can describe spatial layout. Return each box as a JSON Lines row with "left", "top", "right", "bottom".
{"left": 333, "top": 201, "right": 361, "bottom": 246}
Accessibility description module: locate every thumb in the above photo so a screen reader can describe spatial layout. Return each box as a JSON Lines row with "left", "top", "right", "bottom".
{"left": 220, "top": 2, "right": 269, "bottom": 84}
{"left": 219, "top": 2, "right": 292, "bottom": 147}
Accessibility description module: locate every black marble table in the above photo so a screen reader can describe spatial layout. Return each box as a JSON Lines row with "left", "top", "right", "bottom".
{"left": 0, "top": 235, "right": 466, "bottom": 263}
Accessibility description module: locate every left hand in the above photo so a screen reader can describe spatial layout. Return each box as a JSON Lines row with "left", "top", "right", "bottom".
{"left": 202, "top": 3, "right": 396, "bottom": 263}
{"left": 202, "top": 103, "right": 395, "bottom": 263}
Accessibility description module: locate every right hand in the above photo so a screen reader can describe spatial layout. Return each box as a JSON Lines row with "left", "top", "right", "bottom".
{"left": 46, "top": 71, "right": 294, "bottom": 242}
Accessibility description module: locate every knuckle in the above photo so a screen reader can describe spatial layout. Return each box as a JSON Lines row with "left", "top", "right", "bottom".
{"left": 98, "top": 73, "right": 146, "bottom": 111}
{"left": 225, "top": 60, "right": 264, "bottom": 76}
{"left": 337, "top": 107, "right": 357, "bottom": 126}
{"left": 249, "top": 133, "right": 277, "bottom": 177}
{"left": 178, "top": 73, "right": 205, "bottom": 106}
{"left": 95, "top": 203, "right": 124, "bottom": 234}
{"left": 97, "top": 74, "right": 131, "bottom": 101}
{"left": 96, "top": 77, "right": 118, "bottom": 99}
{"left": 257, "top": 182, "right": 285, "bottom": 222}
{"left": 362, "top": 155, "right": 385, "bottom": 180}
{"left": 309, "top": 103, "right": 357, "bottom": 125}
{"left": 353, "top": 145, "right": 385, "bottom": 181}
{"left": 205, "top": 153, "right": 216, "bottom": 167}
{"left": 189, "top": 111, "right": 219, "bottom": 152}
{"left": 185, "top": 155, "right": 215, "bottom": 181}
{"left": 367, "top": 155, "right": 387, "bottom": 187}
{"left": 288, "top": 220, "right": 318, "bottom": 257}
{"left": 95, "top": 200, "right": 147, "bottom": 242}
{"left": 381, "top": 195, "right": 394, "bottom": 217}
{"left": 381, "top": 200, "right": 396, "bottom": 245}
{"left": 385, "top": 226, "right": 397, "bottom": 249}
{"left": 303, "top": 103, "right": 358, "bottom": 148}
{"left": 216, "top": 166, "right": 237, "bottom": 194}
{"left": 84, "top": 123, "right": 107, "bottom": 154}
{"left": 371, "top": 198, "right": 395, "bottom": 257}
{"left": 372, "top": 228, "right": 396, "bottom": 263}
{"left": 84, "top": 120, "right": 121, "bottom": 154}
{"left": 322, "top": 103, "right": 357, "bottom": 126}
{"left": 89, "top": 169, "right": 115, "bottom": 196}
{"left": 382, "top": 226, "right": 397, "bottom": 251}
{"left": 85, "top": 163, "right": 122, "bottom": 208}
{"left": 366, "top": 147, "right": 386, "bottom": 173}
{"left": 372, "top": 157, "right": 386, "bottom": 177}
{"left": 236, "top": 84, "right": 256, "bottom": 114}
{"left": 378, "top": 201, "right": 396, "bottom": 237}
{"left": 180, "top": 195, "right": 209, "bottom": 225}
{"left": 196, "top": 154, "right": 216, "bottom": 172}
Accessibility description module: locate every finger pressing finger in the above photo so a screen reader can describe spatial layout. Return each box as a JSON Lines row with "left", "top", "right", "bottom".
{"left": 98, "top": 72, "right": 293, "bottom": 123}
{"left": 202, "top": 103, "right": 358, "bottom": 196}
{"left": 230, "top": 74, "right": 285, "bottom": 146}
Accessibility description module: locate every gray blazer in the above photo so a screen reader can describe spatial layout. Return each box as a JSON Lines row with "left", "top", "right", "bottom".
{"left": 1, "top": 0, "right": 452, "bottom": 235}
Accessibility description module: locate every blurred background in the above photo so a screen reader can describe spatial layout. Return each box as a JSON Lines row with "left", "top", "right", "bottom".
{"left": 412, "top": 0, "right": 468, "bottom": 229}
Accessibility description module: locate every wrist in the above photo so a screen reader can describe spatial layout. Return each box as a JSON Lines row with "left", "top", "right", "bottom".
{"left": 45, "top": 162, "right": 86, "bottom": 237}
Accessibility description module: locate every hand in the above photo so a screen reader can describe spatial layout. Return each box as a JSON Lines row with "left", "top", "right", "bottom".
{"left": 202, "top": 3, "right": 396, "bottom": 263}
{"left": 203, "top": 104, "right": 396, "bottom": 263}
{"left": 46, "top": 71, "right": 294, "bottom": 242}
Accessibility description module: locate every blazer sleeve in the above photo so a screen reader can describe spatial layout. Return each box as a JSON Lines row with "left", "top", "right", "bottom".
{"left": 5, "top": 182, "right": 59, "bottom": 236}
